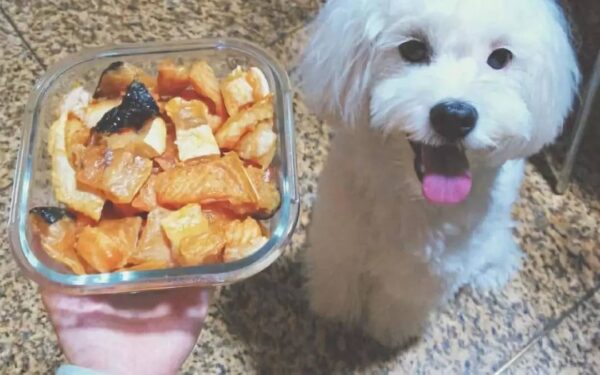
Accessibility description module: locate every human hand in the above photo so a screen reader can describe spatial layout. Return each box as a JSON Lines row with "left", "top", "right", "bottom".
{"left": 42, "top": 287, "right": 211, "bottom": 375}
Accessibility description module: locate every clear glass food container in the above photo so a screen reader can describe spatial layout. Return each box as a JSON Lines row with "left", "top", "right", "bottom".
{"left": 8, "top": 38, "right": 299, "bottom": 294}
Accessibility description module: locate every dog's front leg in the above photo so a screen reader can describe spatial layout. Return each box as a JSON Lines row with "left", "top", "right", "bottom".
{"left": 468, "top": 229, "right": 523, "bottom": 291}
{"left": 305, "top": 148, "right": 368, "bottom": 325}
{"left": 362, "top": 251, "right": 442, "bottom": 347}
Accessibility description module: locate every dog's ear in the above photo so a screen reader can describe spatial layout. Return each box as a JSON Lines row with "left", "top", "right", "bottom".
{"left": 527, "top": 1, "right": 580, "bottom": 152}
{"left": 298, "top": 0, "right": 384, "bottom": 128}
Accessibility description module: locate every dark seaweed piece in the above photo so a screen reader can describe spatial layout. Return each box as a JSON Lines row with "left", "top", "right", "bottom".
{"left": 29, "top": 207, "right": 74, "bottom": 224}
{"left": 92, "top": 106, "right": 126, "bottom": 133}
{"left": 93, "top": 81, "right": 159, "bottom": 133}
{"left": 120, "top": 80, "right": 159, "bottom": 124}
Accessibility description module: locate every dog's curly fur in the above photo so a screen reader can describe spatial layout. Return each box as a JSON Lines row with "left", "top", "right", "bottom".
{"left": 299, "top": 0, "right": 580, "bottom": 346}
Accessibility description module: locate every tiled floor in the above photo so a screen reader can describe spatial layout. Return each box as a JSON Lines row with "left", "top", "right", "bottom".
{"left": 0, "top": 1, "right": 598, "bottom": 374}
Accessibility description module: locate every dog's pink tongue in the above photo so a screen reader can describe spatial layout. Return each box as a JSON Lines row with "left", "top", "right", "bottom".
{"left": 421, "top": 145, "right": 472, "bottom": 205}
{"left": 422, "top": 173, "right": 472, "bottom": 205}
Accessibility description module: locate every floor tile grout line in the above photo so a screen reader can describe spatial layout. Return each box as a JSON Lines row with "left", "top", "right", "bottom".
{"left": 494, "top": 284, "right": 600, "bottom": 374}
{"left": 0, "top": 6, "right": 46, "bottom": 70}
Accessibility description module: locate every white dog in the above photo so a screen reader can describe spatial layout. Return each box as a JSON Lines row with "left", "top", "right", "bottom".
{"left": 299, "top": 0, "right": 580, "bottom": 346}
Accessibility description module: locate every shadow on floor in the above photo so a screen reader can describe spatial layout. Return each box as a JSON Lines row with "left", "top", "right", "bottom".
{"left": 217, "top": 252, "right": 404, "bottom": 374}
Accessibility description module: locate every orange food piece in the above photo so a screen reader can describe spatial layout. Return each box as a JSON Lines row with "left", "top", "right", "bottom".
{"left": 76, "top": 146, "right": 153, "bottom": 204}
{"left": 157, "top": 60, "right": 190, "bottom": 97}
{"left": 235, "top": 120, "right": 276, "bottom": 168}
{"left": 126, "top": 260, "right": 171, "bottom": 271}
{"left": 154, "top": 152, "right": 258, "bottom": 210}
{"left": 160, "top": 203, "right": 209, "bottom": 249}
{"left": 177, "top": 231, "right": 225, "bottom": 266}
{"left": 223, "top": 217, "right": 267, "bottom": 262}
{"left": 102, "top": 152, "right": 150, "bottom": 205}
{"left": 154, "top": 129, "right": 179, "bottom": 171}
{"left": 131, "top": 208, "right": 173, "bottom": 266}
{"left": 104, "top": 117, "right": 167, "bottom": 159}
{"left": 74, "top": 212, "right": 97, "bottom": 228}
{"left": 49, "top": 113, "right": 105, "bottom": 221}
{"left": 203, "top": 205, "right": 240, "bottom": 227}
{"left": 107, "top": 202, "right": 144, "bottom": 217}
{"left": 189, "top": 61, "right": 226, "bottom": 118}
{"left": 246, "top": 67, "right": 271, "bottom": 101}
{"left": 76, "top": 217, "right": 142, "bottom": 273}
{"left": 165, "top": 97, "right": 208, "bottom": 129}
{"left": 131, "top": 174, "right": 158, "bottom": 212}
{"left": 165, "top": 97, "right": 221, "bottom": 131}
{"left": 30, "top": 215, "right": 87, "bottom": 275}
{"left": 94, "top": 62, "right": 156, "bottom": 98}
{"left": 223, "top": 236, "right": 267, "bottom": 263}
{"left": 224, "top": 217, "right": 263, "bottom": 248}
{"left": 220, "top": 67, "right": 255, "bottom": 116}
{"left": 246, "top": 166, "right": 281, "bottom": 217}
{"left": 64, "top": 115, "right": 91, "bottom": 166}
{"left": 178, "top": 88, "right": 203, "bottom": 101}
{"left": 215, "top": 95, "right": 273, "bottom": 149}
{"left": 103, "top": 130, "right": 140, "bottom": 152}
{"left": 75, "top": 145, "right": 113, "bottom": 190}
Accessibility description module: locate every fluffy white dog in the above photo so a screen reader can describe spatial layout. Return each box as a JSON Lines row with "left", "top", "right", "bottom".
{"left": 299, "top": 0, "right": 580, "bottom": 346}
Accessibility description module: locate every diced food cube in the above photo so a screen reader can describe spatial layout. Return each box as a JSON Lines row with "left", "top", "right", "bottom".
{"left": 76, "top": 217, "right": 142, "bottom": 272}
{"left": 160, "top": 203, "right": 209, "bottom": 249}
{"left": 215, "top": 95, "right": 273, "bottom": 149}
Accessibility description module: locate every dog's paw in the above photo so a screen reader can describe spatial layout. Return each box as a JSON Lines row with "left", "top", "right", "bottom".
{"left": 363, "top": 290, "right": 430, "bottom": 348}
{"left": 364, "top": 314, "right": 424, "bottom": 348}
{"left": 470, "top": 246, "right": 522, "bottom": 291}
{"left": 307, "top": 282, "right": 362, "bottom": 325}
{"left": 366, "top": 326, "right": 422, "bottom": 349}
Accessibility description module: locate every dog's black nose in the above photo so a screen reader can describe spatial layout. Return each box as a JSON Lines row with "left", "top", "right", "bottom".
{"left": 430, "top": 100, "right": 478, "bottom": 141}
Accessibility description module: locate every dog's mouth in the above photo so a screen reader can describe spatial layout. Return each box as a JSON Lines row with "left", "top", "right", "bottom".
{"left": 410, "top": 141, "right": 472, "bottom": 205}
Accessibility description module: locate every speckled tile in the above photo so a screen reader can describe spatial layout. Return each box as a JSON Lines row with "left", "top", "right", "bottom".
{"left": 0, "top": 12, "right": 63, "bottom": 375}
{"left": 0, "top": 0, "right": 319, "bottom": 68}
{"left": 503, "top": 288, "right": 600, "bottom": 375}
{"left": 270, "top": 21, "right": 309, "bottom": 73}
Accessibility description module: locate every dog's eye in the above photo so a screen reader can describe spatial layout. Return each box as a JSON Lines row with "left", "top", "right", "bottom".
{"left": 487, "top": 48, "right": 513, "bottom": 70}
{"left": 398, "top": 40, "right": 429, "bottom": 63}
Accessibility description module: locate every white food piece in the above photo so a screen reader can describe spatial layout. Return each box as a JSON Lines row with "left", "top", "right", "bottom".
{"left": 60, "top": 87, "right": 91, "bottom": 120}
{"left": 52, "top": 152, "right": 105, "bottom": 221}
{"left": 248, "top": 67, "right": 270, "bottom": 98}
{"left": 255, "top": 128, "right": 276, "bottom": 156}
{"left": 235, "top": 120, "right": 277, "bottom": 167}
{"left": 223, "top": 75, "right": 254, "bottom": 114}
{"left": 175, "top": 124, "right": 220, "bottom": 161}
{"left": 139, "top": 117, "right": 167, "bottom": 157}
{"left": 49, "top": 97, "right": 105, "bottom": 220}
